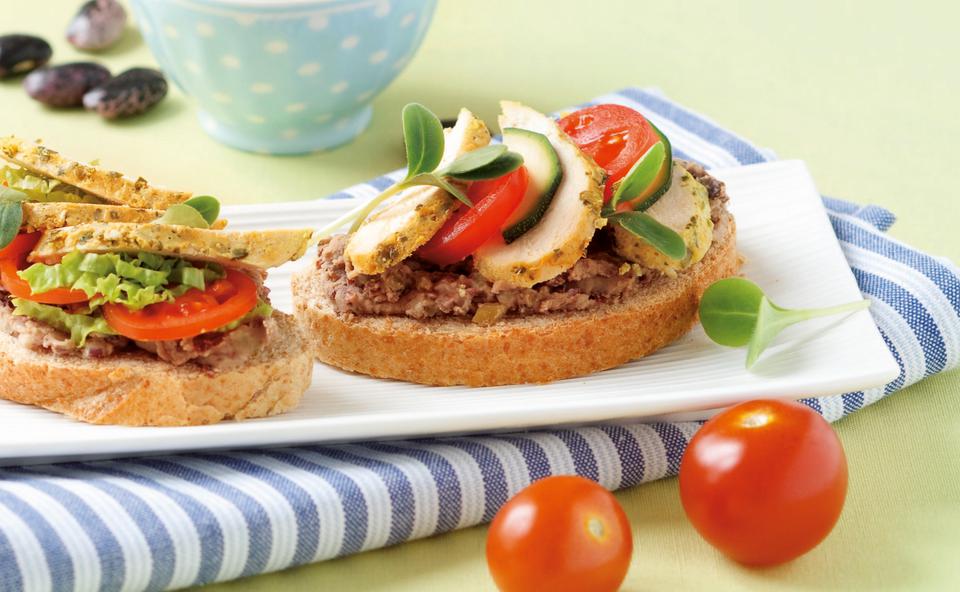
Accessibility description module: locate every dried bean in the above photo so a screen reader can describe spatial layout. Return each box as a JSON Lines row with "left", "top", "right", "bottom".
{"left": 24, "top": 62, "right": 111, "bottom": 108}
{"left": 0, "top": 34, "right": 52, "bottom": 78}
{"left": 66, "top": 0, "right": 127, "bottom": 51}
{"left": 83, "top": 67, "right": 167, "bottom": 119}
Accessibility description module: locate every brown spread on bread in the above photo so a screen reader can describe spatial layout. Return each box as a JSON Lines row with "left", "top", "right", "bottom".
{"left": 314, "top": 162, "right": 728, "bottom": 322}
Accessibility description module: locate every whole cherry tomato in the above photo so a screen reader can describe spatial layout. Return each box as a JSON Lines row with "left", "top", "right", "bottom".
{"left": 679, "top": 399, "right": 848, "bottom": 566}
{"left": 486, "top": 475, "right": 632, "bottom": 592}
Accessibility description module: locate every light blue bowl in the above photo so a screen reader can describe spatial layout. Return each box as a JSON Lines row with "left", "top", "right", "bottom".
{"left": 130, "top": 0, "right": 436, "bottom": 154}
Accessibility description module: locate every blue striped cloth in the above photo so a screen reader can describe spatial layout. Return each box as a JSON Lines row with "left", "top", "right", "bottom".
{"left": 1, "top": 88, "right": 958, "bottom": 592}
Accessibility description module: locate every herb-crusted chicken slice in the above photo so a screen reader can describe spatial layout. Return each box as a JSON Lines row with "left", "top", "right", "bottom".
{"left": 612, "top": 164, "right": 714, "bottom": 276}
{"left": 31, "top": 223, "right": 311, "bottom": 269}
{"left": 0, "top": 135, "right": 191, "bottom": 209}
{"left": 473, "top": 101, "right": 605, "bottom": 288}
{"left": 20, "top": 202, "right": 229, "bottom": 231}
{"left": 345, "top": 108, "right": 491, "bottom": 275}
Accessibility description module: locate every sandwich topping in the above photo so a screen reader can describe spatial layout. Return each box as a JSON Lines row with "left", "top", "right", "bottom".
{"left": 315, "top": 160, "right": 728, "bottom": 322}
{"left": 0, "top": 137, "right": 311, "bottom": 371}
{"left": 309, "top": 97, "right": 727, "bottom": 325}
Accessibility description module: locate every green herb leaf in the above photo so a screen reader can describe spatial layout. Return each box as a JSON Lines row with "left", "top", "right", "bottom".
{"left": 183, "top": 195, "right": 221, "bottom": 225}
{"left": 405, "top": 173, "right": 473, "bottom": 207}
{"left": 402, "top": 103, "right": 445, "bottom": 178}
{"left": 0, "top": 187, "right": 29, "bottom": 203}
{"left": 155, "top": 204, "right": 211, "bottom": 229}
{"left": 446, "top": 150, "right": 524, "bottom": 181}
{"left": 699, "top": 277, "right": 872, "bottom": 368}
{"left": 437, "top": 144, "right": 507, "bottom": 178}
{"left": 610, "top": 141, "right": 666, "bottom": 207}
{"left": 698, "top": 278, "right": 765, "bottom": 347}
{"left": 0, "top": 200, "right": 24, "bottom": 250}
{"left": 611, "top": 211, "right": 687, "bottom": 260}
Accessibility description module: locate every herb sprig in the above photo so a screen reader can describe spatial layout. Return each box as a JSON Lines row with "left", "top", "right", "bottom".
{"left": 699, "top": 277, "right": 871, "bottom": 368}
{"left": 0, "top": 187, "right": 29, "bottom": 250}
{"left": 317, "top": 103, "right": 524, "bottom": 238}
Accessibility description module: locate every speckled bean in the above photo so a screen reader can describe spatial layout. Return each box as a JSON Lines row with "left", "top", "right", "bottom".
{"left": 83, "top": 67, "right": 167, "bottom": 119}
{"left": 66, "top": 0, "right": 127, "bottom": 51}
{"left": 23, "top": 62, "right": 112, "bottom": 108}
{"left": 0, "top": 34, "right": 52, "bottom": 78}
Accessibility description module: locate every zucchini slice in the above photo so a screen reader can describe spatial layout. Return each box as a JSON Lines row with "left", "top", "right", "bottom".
{"left": 500, "top": 127, "right": 563, "bottom": 243}
{"left": 619, "top": 121, "right": 673, "bottom": 212}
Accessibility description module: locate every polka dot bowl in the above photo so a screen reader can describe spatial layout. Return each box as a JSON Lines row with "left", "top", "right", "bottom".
{"left": 130, "top": 0, "right": 437, "bottom": 154}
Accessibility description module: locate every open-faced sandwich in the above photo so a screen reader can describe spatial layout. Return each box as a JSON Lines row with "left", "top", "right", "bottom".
{"left": 293, "top": 102, "right": 740, "bottom": 386}
{"left": 0, "top": 136, "right": 314, "bottom": 425}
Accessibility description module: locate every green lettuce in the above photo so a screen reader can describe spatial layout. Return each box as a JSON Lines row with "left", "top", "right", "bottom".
{"left": 1, "top": 165, "right": 103, "bottom": 204}
{"left": 219, "top": 300, "right": 273, "bottom": 332}
{"left": 11, "top": 298, "right": 117, "bottom": 346}
{"left": 18, "top": 252, "right": 224, "bottom": 310}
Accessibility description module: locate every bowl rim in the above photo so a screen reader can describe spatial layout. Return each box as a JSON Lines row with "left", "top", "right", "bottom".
{"left": 141, "top": 0, "right": 388, "bottom": 7}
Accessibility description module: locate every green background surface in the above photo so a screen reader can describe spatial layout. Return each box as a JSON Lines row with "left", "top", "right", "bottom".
{"left": 4, "top": 0, "right": 959, "bottom": 590}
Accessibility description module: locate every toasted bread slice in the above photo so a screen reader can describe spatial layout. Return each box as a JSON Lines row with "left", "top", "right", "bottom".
{"left": 292, "top": 210, "right": 739, "bottom": 386}
{"left": 0, "top": 313, "right": 313, "bottom": 426}
{"left": 1, "top": 135, "right": 191, "bottom": 209}
{"left": 32, "top": 223, "right": 312, "bottom": 269}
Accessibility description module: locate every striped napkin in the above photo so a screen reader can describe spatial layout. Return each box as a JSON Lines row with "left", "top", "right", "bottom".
{"left": 1, "top": 88, "right": 958, "bottom": 592}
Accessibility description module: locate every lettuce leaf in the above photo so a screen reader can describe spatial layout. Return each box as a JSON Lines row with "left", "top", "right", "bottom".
{"left": 18, "top": 252, "right": 224, "bottom": 310}
{"left": 1, "top": 165, "right": 103, "bottom": 204}
{"left": 218, "top": 300, "right": 273, "bottom": 332}
{"left": 11, "top": 298, "right": 117, "bottom": 346}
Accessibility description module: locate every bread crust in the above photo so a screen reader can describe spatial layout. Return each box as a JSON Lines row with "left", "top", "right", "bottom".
{"left": 0, "top": 313, "right": 313, "bottom": 426}
{"left": 293, "top": 212, "right": 740, "bottom": 386}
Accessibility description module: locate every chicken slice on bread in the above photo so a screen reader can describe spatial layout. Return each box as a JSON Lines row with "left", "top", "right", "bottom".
{"left": 0, "top": 137, "right": 314, "bottom": 426}
{"left": 291, "top": 101, "right": 740, "bottom": 386}
{"left": 345, "top": 108, "right": 492, "bottom": 275}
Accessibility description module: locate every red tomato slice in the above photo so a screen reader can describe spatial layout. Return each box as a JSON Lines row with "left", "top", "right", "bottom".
{"left": 559, "top": 104, "right": 659, "bottom": 202}
{"left": 679, "top": 399, "right": 848, "bottom": 566}
{"left": 0, "top": 232, "right": 91, "bottom": 305}
{"left": 486, "top": 476, "right": 633, "bottom": 592}
{"left": 416, "top": 166, "right": 528, "bottom": 266}
{"left": 103, "top": 268, "right": 258, "bottom": 341}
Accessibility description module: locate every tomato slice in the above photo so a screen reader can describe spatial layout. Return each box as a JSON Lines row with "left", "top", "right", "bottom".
{"left": 559, "top": 104, "right": 659, "bottom": 202}
{"left": 416, "top": 166, "right": 529, "bottom": 266}
{"left": 0, "top": 232, "right": 91, "bottom": 305}
{"left": 103, "top": 268, "right": 258, "bottom": 341}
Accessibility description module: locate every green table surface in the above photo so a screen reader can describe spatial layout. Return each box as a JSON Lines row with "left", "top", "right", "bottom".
{"left": 5, "top": 1, "right": 960, "bottom": 590}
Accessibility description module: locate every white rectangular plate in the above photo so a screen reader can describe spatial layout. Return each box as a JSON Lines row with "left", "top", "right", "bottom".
{"left": 0, "top": 161, "right": 899, "bottom": 464}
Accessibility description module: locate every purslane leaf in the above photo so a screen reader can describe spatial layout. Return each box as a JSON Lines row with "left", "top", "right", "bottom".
{"left": 405, "top": 173, "right": 473, "bottom": 207}
{"left": 155, "top": 204, "right": 211, "bottom": 229}
{"left": 437, "top": 144, "right": 507, "bottom": 177}
{"left": 699, "top": 277, "right": 871, "bottom": 368}
{"left": 699, "top": 278, "right": 765, "bottom": 346}
{"left": 184, "top": 195, "right": 221, "bottom": 225}
{"left": 611, "top": 211, "right": 687, "bottom": 261}
{"left": 0, "top": 200, "right": 24, "bottom": 250}
{"left": 0, "top": 187, "right": 29, "bottom": 203}
{"left": 446, "top": 151, "right": 524, "bottom": 181}
{"left": 402, "top": 103, "right": 445, "bottom": 178}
